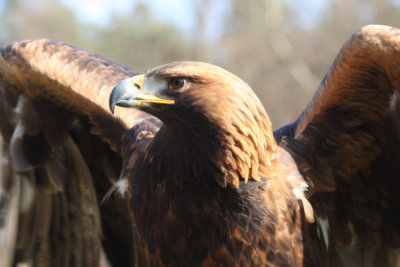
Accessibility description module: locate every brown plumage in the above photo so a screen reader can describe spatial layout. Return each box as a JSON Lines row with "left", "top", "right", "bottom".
{"left": 2, "top": 25, "right": 400, "bottom": 266}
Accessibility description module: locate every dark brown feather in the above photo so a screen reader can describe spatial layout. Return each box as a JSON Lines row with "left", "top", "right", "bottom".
{"left": 0, "top": 39, "right": 154, "bottom": 266}
{"left": 276, "top": 25, "right": 400, "bottom": 266}
{"left": 115, "top": 61, "right": 309, "bottom": 266}
{"left": 114, "top": 25, "right": 400, "bottom": 266}
{"left": 3, "top": 25, "right": 400, "bottom": 267}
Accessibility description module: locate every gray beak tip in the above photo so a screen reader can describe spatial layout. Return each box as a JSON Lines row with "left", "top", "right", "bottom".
{"left": 109, "top": 81, "right": 125, "bottom": 114}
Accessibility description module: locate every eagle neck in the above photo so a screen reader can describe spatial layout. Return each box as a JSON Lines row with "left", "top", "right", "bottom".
{"left": 148, "top": 123, "right": 225, "bottom": 188}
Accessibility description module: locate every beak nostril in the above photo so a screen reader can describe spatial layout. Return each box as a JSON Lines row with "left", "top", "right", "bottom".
{"left": 135, "top": 83, "right": 142, "bottom": 91}
{"left": 132, "top": 74, "right": 145, "bottom": 91}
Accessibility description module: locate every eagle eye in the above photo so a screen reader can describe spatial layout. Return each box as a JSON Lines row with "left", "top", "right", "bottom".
{"left": 168, "top": 77, "right": 186, "bottom": 91}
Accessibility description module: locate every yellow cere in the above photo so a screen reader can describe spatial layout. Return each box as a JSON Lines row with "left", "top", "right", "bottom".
{"left": 132, "top": 74, "right": 145, "bottom": 90}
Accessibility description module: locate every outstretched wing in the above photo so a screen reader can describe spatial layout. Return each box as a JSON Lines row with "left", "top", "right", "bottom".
{"left": 0, "top": 40, "right": 156, "bottom": 267}
{"left": 275, "top": 25, "right": 400, "bottom": 266}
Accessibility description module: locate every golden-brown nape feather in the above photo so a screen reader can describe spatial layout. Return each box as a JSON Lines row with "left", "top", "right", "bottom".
{"left": 151, "top": 61, "right": 277, "bottom": 188}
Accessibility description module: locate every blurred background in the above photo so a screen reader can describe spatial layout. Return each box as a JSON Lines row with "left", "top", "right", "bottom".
{"left": 1, "top": 0, "right": 400, "bottom": 127}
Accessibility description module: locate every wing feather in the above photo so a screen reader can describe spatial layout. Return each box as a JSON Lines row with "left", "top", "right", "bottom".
{"left": 0, "top": 39, "right": 150, "bottom": 152}
{"left": 0, "top": 40, "right": 156, "bottom": 266}
{"left": 275, "top": 25, "right": 400, "bottom": 266}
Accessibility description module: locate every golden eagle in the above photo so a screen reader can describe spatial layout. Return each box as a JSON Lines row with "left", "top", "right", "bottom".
{"left": 1, "top": 25, "right": 400, "bottom": 266}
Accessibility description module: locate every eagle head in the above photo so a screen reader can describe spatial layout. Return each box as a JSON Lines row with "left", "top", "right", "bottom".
{"left": 110, "top": 61, "right": 276, "bottom": 188}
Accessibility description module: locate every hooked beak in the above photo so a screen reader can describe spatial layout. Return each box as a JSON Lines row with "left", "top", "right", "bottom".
{"left": 109, "top": 74, "right": 175, "bottom": 114}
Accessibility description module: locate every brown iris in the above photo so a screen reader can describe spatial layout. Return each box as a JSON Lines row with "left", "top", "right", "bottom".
{"left": 168, "top": 77, "right": 186, "bottom": 91}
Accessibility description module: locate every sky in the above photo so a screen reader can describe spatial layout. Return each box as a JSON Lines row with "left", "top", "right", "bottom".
{"left": 60, "top": 0, "right": 193, "bottom": 28}
{"left": 59, "top": 0, "right": 228, "bottom": 37}
{"left": 58, "top": 0, "right": 331, "bottom": 39}
{"left": 58, "top": 0, "right": 224, "bottom": 41}
{"left": 286, "top": 0, "right": 330, "bottom": 28}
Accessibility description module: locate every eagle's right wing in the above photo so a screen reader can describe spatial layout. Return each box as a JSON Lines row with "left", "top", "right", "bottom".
{"left": 0, "top": 39, "right": 159, "bottom": 267}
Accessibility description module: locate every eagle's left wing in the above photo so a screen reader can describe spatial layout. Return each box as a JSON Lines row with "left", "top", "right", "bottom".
{"left": 275, "top": 25, "right": 400, "bottom": 266}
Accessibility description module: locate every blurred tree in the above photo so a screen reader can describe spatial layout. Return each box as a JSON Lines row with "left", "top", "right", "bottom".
{"left": 216, "top": 0, "right": 317, "bottom": 127}
{"left": 0, "top": 0, "right": 192, "bottom": 72}
{"left": 89, "top": 3, "right": 192, "bottom": 71}
{"left": 215, "top": 0, "right": 400, "bottom": 127}
{"left": 0, "top": 0, "right": 83, "bottom": 46}
{"left": 192, "top": 0, "right": 211, "bottom": 61}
